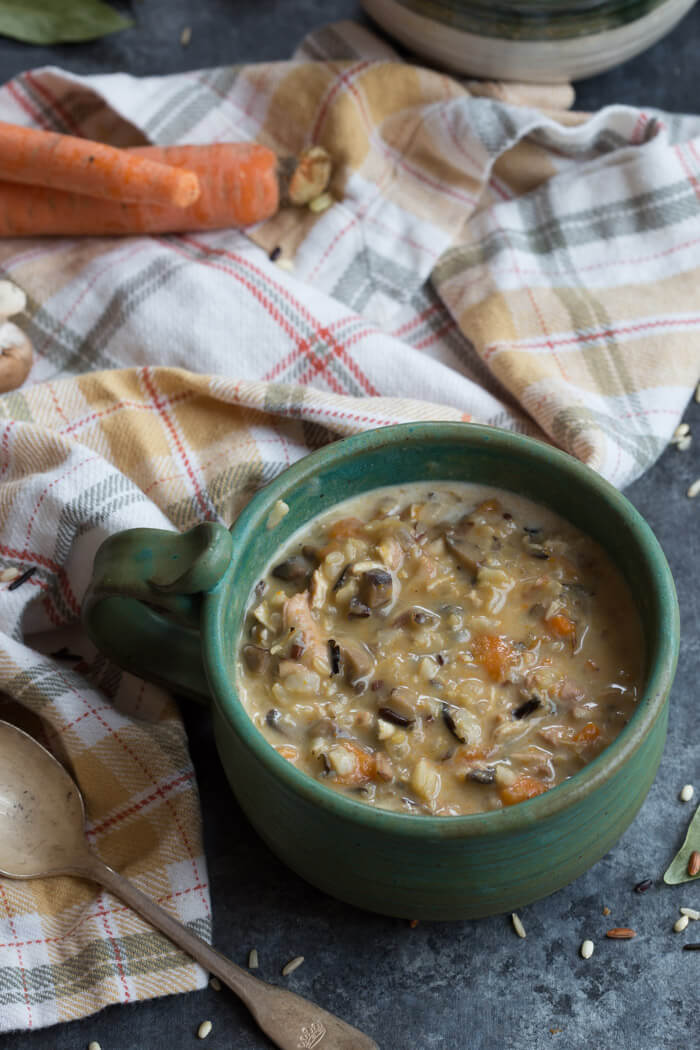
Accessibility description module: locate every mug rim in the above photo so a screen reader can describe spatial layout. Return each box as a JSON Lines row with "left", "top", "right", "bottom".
{"left": 204, "top": 422, "right": 678, "bottom": 839}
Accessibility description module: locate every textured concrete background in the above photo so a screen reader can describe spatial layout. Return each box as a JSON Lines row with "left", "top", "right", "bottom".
{"left": 3, "top": 3, "right": 700, "bottom": 1048}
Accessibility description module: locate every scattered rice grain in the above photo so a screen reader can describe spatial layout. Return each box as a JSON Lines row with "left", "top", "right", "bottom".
{"left": 8, "top": 566, "right": 36, "bottom": 590}
{"left": 248, "top": 948, "right": 259, "bottom": 969}
{"left": 88, "top": 1042, "right": 101, "bottom": 1050}
{"left": 687, "top": 479, "right": 700, "bottom": 500}
{"left": 678, "top": 435, "right": 692, "bottom": 451}
{"left": 197, "top": 1019, "right": 212, "bottom": 1039}
{"left": 281, "top": 955, "right": 304, "bottom": 976}
{"left": 180, "top": 25, "right": 191, "bottom": 46}
{"left": 0, "top": 567, "right": 20, "bottom": 582}
{"left": 680, "top": 784, "right": 695, "bottom": 802}
{"left": 606, "top": 927, "right": 636, "bottom": 939}
{"left": 681, "top": 907, "right": 700, "bottom": 920}
{"left": 276, "top": 258, "right": 295, "bottom": 272}
{"left": 209, "top": 976, "right": 221, "bottom": 991}
{"left": 673, "top": 423, "right": 690, "bottom": 441}
{"left": 634, "top": 878, "right": 653, "bottom": 894}
{"left": 696, "top": 381, "right": 700, "bottom": 404}
{"left": 308, "top": 192, "right": 333, "bottom": 214}
{"left": 688, "top": 851, "right": 700, "bottom": 878}
{"left": 602, "top": 906, "right": 611, "bottom": 916}
{"left": 580, "top": 939, "right": 594, "bottom": 959}
{"left": 266, "top": 499, "right": 289, "bottom": 529}
{"left": 511, "top": 912, "right": 526, "bottom": 939}
{"left": 674, "top": 915, "right": 690, "bottom": 933}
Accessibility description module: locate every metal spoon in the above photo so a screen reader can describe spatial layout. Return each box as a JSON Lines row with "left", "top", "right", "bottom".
{"left": 0, "top": 720, "right": 379, "bottom": 1050}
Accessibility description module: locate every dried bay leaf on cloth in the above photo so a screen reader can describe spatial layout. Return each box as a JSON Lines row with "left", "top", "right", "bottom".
{"left": 0, "top": 0, "right": 131, "bottom": 45}
{"left": 664, "top": 804, "right": 700, "bottom": 885}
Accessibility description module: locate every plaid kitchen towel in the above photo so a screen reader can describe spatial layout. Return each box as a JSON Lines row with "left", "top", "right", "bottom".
{"left": 1, "top": 18, "right": 700, "bottom": 1033}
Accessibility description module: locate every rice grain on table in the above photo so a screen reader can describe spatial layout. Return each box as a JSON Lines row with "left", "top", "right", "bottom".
{"left": 281, "top": 955, "right": 304, "bottom": 976}
{"left": 248, "top": 948, "right": 259, "bottom": 969}
{"left": 88, "top": 1042, "right": 101, "bottom": 1050}
{"left": 197, "top": 1020, "right": 212, "bottom": 1039}
{"left": 674, "top": 915, "right": 689, "bottom": 933}
{"left": 673, "top": 423, "right": 690, "bottom": 441}
{"left": 681, "top": 907, "right": 700, "bottom": 920}
{"left": 511, "top": 913, "right": 526, "bottom": 939}
{"left": 687, "top": 479, "right": 700, "bottom": 499}
{"left": 580, "top": 939, "right": 594, "bottom": 959}
{"left": 680, "top": 784, "right": 695, "bottom": 802}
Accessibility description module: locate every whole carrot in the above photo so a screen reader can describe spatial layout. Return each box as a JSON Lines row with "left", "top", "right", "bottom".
{"left": 0, "top": 122, "right": 200, "bottom": 207}
{"left": 0, "top": 143, "right": 331, "bottom": 237}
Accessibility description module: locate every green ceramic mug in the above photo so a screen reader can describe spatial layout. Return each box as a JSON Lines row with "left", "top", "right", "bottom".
{"left": 83, "top": 423, "right": 679, "bottom": 919}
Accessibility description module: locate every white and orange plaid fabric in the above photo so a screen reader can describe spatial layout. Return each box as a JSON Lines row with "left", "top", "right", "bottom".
{"left": 0, "top": 20, "right": 699, "bottom": 1032}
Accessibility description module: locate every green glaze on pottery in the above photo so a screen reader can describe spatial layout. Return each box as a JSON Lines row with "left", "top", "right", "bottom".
{"left": 83, "top": 423, "right": 679, "bottom": 919}
{"left": 392, "top": 0, "right": 678, "bottom": 40}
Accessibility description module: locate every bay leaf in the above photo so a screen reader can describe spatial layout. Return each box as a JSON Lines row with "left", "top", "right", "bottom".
{"left": 0, "top": 0, "right": 132, "bottom": 45}
{"left": 664, "top": 802, "right": 700, "bottom": 884}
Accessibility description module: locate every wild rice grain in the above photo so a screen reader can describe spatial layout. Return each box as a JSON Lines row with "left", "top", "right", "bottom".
{"left": 689, "top": 851, "right": 700, "bottom": 878}
{"left": 634, "top": 878, "right": 653, "bottom": 894}
{"left": 687, "top": 479, "right": 700, "bottom": 499}
{"left": 580, "top": 939, "right": 594, "bottom": 959}
{"left": 674, "top": 915, "right": 690, "bottom": 933}
{"left": 681, "top": 907, "right": 700, "bottom": 920}
{"left": 209, "top": 976, "right": 221, "bottom": 991}
{"left": 197, "top": 1021, "right": 212, "bottom": 1039}
{"left": 680, "top": 784, "right": 695, "bottom": 802}
{"left": 281, "top": 955, "right": 304, "bottom": 976}
{"left": 8, "top": 566, "right": 36, "bottom": 590}
{"left": 248, "top": 948, "right": 259, "bottom": 969}
{"left": 269, "top": 246, "right": 282, "bottom": 262}
{"left": 606, "top": 927, "right": 636, "bottom": 939}
{"left": 511, "top": 913, "right": 526, "bottom": 939}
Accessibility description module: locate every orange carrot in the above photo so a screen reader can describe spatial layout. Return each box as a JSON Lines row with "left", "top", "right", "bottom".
{"left": 0, "top": 122, "right": 200, "bottom": 207}
{"left": 500, "top": 775, "right": 548, "bottom": 807}
{"left": 472, "top": 634, "right": 515, "bottom": 682}
{"left": 0, "top": 143, "right": 331, "bottom": 237}
{"left": 546, "top": 612, "right": 576, "bottom": 638}
{"left": 275, "top": 745, "right": 299, "bottom": 763}
{"left": 327, "top": 516, "right": 366, "bottom": 540}
{"left": 573, "top": 722, "right": 600, "bottom": 744}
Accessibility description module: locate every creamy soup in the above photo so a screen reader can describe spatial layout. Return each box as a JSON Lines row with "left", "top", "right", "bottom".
{"left": 237, "top": 483, "right": 644, "bottom": 816}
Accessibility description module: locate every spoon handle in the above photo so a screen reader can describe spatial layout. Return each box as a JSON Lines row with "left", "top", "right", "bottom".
{"left": 78, "top": 851, "right": 379, "bottom": 1050}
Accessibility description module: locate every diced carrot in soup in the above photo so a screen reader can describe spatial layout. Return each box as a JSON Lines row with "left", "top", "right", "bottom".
{"left": 547, "top": 613, "right": 577, "bottom": 638}
{"left": 574, "top": 722, "right": 600, "bottom": 743}
{"left": 472, "top": 635, "right": 515, "bottom": 682}
{"left": 500, "top": 776, "right": 548, "bottom": 806}
{"left": 276, "top": 745, "right": 299, "bottom": 763}
{"left": 327, "top": 517, "right": 366, "bottom": 539}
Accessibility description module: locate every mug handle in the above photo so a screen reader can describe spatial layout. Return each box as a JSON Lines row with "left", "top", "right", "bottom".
{"left": 82, "top": 522, "right": 233, "bottom": 704}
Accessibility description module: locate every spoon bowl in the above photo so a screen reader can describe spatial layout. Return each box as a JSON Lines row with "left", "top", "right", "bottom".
{"left": 0, "top": 720, "right": 378, "bottom": 1050}
{"left": 0, "top": 721, "right": 88, "bottom": 878}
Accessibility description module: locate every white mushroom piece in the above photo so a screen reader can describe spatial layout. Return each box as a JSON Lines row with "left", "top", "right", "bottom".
{"left": 0, "top": 280, "right": 32, "bottom": 393}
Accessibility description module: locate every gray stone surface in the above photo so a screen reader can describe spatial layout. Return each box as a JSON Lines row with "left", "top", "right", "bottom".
{"left": 3, "top": 2, "right": 700, "bottom": 1048}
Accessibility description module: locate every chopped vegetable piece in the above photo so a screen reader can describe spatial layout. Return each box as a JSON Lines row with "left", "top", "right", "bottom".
{"left": 472, "top": 634, "right": 515, "bottom": 682}
{"left": 547, "top": 613, "right": 577, "bottom": 638}
{"left": 499, "top": 775, "right": 548, "bottom": 806}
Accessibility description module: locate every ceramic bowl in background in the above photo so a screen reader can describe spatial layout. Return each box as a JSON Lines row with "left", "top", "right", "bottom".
{"left": 361, "top": 0, "right": 697, "bottom": 81}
